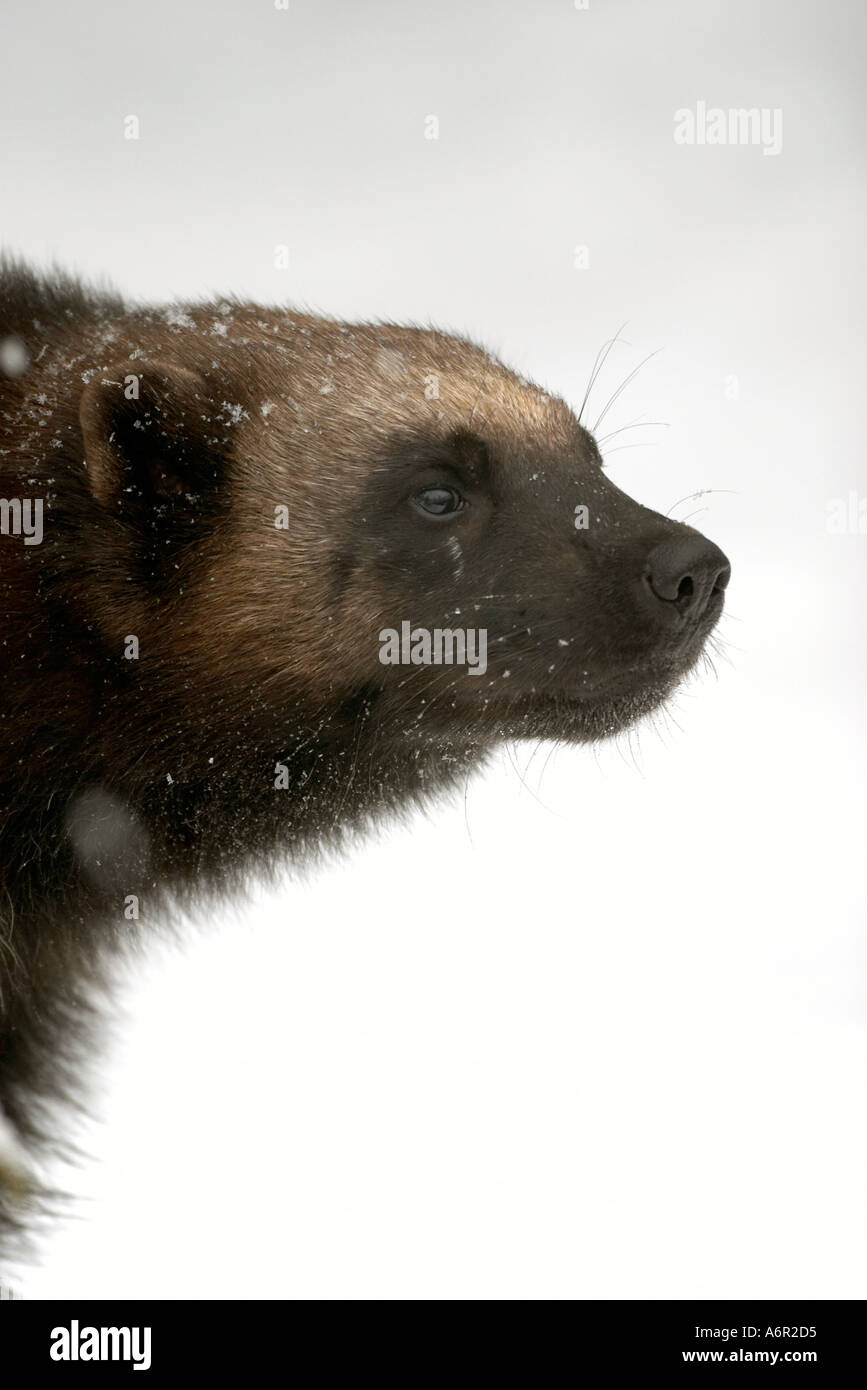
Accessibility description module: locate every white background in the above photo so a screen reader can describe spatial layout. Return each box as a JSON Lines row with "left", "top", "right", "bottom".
{"left": 2, "top": 0, "right": 865, "bottom": 1298}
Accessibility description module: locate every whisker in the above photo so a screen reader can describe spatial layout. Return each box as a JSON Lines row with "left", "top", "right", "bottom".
{"left": 592, "top": 348, "right": 662, "bottom": 433}
{"left": 666, "top": 487, "right": 740, "bottom": 518}
{"left": 578, "top": 324, "right": 629, "bottom": 424}
{"left": 601, "top": 440, "right": 662, "bottom": 457}
{"left": 596, "top": 418, "right": 670, "bottom": 446}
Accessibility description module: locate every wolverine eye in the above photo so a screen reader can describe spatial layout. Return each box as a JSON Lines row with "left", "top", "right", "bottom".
{"left": 412, "top": 485, "right": 465, "bottom": 517}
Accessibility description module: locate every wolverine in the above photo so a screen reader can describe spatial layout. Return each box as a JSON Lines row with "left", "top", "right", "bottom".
{"left": 0, "top": 259, "right": 730, "bottom": 1251}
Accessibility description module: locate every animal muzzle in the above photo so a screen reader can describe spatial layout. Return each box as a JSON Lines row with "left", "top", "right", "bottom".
{"left": 640, "top": 535, "right": 731, "bottom": 628}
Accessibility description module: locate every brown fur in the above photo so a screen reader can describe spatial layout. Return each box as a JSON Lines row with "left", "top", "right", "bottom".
{"left": 0, "top": 259, "right": 729, "bottom": 1254}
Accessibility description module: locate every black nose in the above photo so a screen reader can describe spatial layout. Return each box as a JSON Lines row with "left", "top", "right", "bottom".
{"left": 643, "top": 536, "right": 730, "bottom": 620}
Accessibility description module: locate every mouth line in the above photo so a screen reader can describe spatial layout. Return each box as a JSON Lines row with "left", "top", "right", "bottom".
{"left": 471, "top": 651, "right": 699, "bottom": 704}
{"left": 381, "top": 652, "right": 704, "bottom": 744}
{"left": 376, "top": 621, "right": 720, "bottom": 730}
{"left": 436, "top": 672, "right": 680, "bottom": 720}
{"left": 484, "top": 679, "right": 675, "bottom": 711}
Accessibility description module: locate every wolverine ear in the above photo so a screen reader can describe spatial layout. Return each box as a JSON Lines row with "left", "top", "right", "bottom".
{"left": 79, "top": 362, "right": 233, "bottom": 511}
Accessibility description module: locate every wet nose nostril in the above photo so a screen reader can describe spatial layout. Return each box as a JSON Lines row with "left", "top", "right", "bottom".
{"left": 644, "top": 537, "right": 731, "bottom": 619}
{"left": 711, "top": 562, "right": 732, "bottom": 595}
